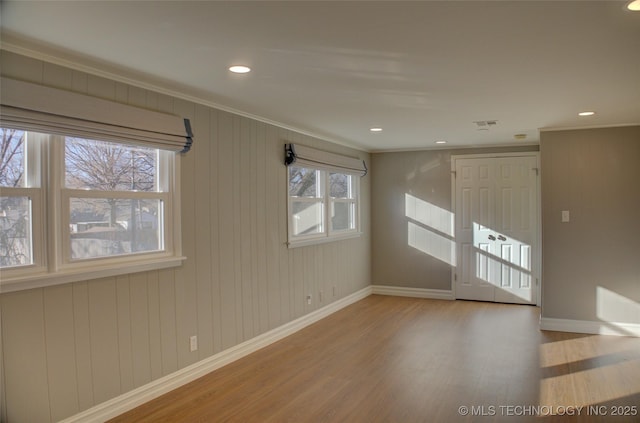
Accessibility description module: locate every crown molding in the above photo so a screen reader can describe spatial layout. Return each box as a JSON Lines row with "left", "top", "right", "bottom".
{"left": 1, "top": 41, "right": 370, "bottom": 153}
{"left": 539, "top": 123, "right": 640, "bottom": 133}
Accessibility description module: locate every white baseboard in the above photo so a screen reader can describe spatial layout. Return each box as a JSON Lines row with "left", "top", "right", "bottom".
{"left": 60, "top": 286, "right": 373, "bottom": 423}
{"left": 540, "top": 317, "right": 640, "bottom": 337}
{"left": 371, "top": 285, "right": 453, "bottom": 301}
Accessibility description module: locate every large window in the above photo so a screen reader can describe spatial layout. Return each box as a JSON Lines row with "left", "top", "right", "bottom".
{"left": 0, "top": 128, "right": 181, "bottom": 291}
{"left": 287, "top": 164, "right": 360, "bottom": 246}
{"left": 0, "top": 77, "right": 191, "bottom": 292}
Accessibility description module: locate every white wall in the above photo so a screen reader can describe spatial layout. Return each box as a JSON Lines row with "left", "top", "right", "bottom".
{"left": 0, "top": 50, "right": 371, "bottom": 423}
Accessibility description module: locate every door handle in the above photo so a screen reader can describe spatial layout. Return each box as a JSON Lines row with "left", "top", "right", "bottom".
{"left": 498, "top": 235, "right": 507, "bottom": 241}
{"left": 488, "top": 235, "right": 496, "bottom": 241}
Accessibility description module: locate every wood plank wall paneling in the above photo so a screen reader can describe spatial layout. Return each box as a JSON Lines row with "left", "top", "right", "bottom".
{"left": 1, "top": 290, "right": 51, "bottom": 423}
{"left": 116, "top": 275, "right": 134, "bottom": 394}
{"left": 72, "top": 282, "right": 95, "bottom": 411}
{"left": 43, "top": 284, "right": 79, "bottom": 421}
{"left": 194, "top": 104, "right": 214, "bottom": 360}
{"left": 0, "top": 50, "right": 371, "bottom": 422}
{"left": 88, "top": 278, "right": 121, "bottom": 404}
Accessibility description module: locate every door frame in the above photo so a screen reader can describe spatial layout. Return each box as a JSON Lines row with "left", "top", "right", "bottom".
{"left": 450, "top": 152, "right": 541, "bottom": 306}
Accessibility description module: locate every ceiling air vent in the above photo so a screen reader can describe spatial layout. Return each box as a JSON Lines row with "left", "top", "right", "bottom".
{"left": 473, "top": 120, "right": 498, "bottom": 131}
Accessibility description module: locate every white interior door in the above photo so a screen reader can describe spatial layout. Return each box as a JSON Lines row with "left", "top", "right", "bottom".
{"left": 454, "top": 155, "right": 538, "bottom": 305}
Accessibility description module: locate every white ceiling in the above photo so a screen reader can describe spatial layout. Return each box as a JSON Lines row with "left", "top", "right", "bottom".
{"left": 1, "top": 1, "right": 639, "bottom": 152}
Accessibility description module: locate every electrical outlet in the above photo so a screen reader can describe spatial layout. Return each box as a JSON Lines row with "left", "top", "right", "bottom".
{"left": 319, "top": 291, "right": 323, "bottom": 302}
{"left": 306, "top": 294, "right": 312, "bottom": 305}
{"left": 332, "top": 286, "right": 336, "bottom": 297}
{"left": 190, "top": 335, "right": 198, "bottom": 352}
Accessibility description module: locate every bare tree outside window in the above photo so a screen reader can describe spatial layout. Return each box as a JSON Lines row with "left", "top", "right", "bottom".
{"left": 288, "top": 166, "right": 318, "bottom": 197}
{"left": 0, "top": 128, "right": 31, "bottom": 267}
{"left": 65, "top": 137, "right": 161, "bottom": 259}
{"left": 288, "top": 166, "right": 358, "bottom": 238}
{"left": 65, "top": 137, "right": 156, "bottom": 191}
{"left": 289, "top": 166, "right": 325, "bottom": 235}
{"left": 329, "top": 173, "right": 349, "bottom": 199}
{"left": 0, "top": 128, "right": 25, "bottom": 188}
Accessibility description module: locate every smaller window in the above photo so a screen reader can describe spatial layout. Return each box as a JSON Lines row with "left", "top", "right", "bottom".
{"left": 287, "top": 165, "right": 360, "bottom": 246}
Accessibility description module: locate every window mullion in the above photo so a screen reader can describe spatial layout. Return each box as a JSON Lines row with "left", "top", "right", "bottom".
{"left": 49, "top": 135, "right": 65, "bottom": 271}
{"left": 325, "top": 171, "right": 331, "bottom": 236}
{"left": 63, "top": 189, "right": 168, "bottom": 200}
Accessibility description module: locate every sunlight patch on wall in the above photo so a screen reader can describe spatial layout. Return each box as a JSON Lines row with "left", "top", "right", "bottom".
{"left": 407, "top": 221, "right": 456, "bottom": 266}
{"left": 405, "top": 193, "right": 455, "bottom": 266}
{"left": 405, "top": 193, "right": 453, "bottom": 237}
{"left": 597, "top": 286, "right": 640, "bottom": 331}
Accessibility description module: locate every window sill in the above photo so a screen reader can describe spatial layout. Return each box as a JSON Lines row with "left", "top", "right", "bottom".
{"left": 287, "top": 232, "right": 362, "bottom": 249}
{"left": 0, "top": 255, "right": 186, "bottom": 293}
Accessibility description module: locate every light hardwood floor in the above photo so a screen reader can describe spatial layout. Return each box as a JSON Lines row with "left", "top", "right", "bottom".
{"left": 110, "top": 295, "right": 640, "bottom": 422}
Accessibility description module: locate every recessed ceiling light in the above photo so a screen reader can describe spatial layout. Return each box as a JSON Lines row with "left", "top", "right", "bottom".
{"left": 578, "top": 111, "right": 595, "bottom": 117}
{"left": 370, "top": 127, "right": 383, "bottom": 132}
{"left": 627, "top": 0, "right": 640, "bottom": 11}
{"left": 229, "top": 65, "right": 251, "bottom": 74}
{"left": 435, "top": 140, "right": 447, "bottom": 144}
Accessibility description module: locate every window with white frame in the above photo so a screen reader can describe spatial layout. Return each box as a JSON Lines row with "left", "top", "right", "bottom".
{"left": 285, "top": 143, "right": 365, "bottom": 247}
{"left": 289, "top": 166, "right": 326, "bottom": 237}
{"left": 62, "top": 137, "right": 170, "bottom": 261}
{"left": 0, "top": 77, "right": 191, "bottom": 292}
{"left": 0, "top": 128, "right": 41, "bottom": 269}
{"left": 0, "top": 128, "right": 180, "bottom": 289}
{"left": 329, "top": 172, "right": 357, "bottom": 232}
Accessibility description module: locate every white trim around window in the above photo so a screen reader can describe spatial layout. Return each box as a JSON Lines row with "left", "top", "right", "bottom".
{"left": 286, "top": 163, "right": 361, "bottom": 248}
{"left": 0, "top": 130, "right": 184, "bottom": 293}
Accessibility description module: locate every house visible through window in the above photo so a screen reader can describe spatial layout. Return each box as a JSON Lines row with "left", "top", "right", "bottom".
{"left": 0, "top": 77, "right": 191, "bottom": 291}
{"left": 0, "top": 128, "right": 181, "bottom": 291}
{"left": 64, "top": 137, "right": 165, "bottom": 260}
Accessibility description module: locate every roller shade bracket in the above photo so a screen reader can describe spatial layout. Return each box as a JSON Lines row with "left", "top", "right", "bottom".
{"left": 182, "top": 118, "right": 194, "bottom": 153}
{"left": 284, "top": 143, "right": 297, "bottom": 165}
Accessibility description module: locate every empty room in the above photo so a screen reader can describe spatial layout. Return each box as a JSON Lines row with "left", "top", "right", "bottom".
{"left": 1, "top": 1, "right": 639, "bottom": 422}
